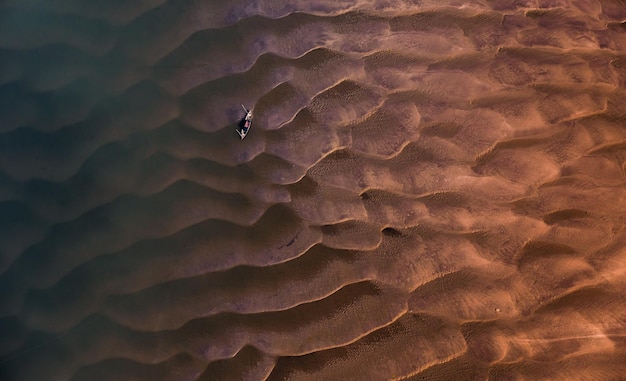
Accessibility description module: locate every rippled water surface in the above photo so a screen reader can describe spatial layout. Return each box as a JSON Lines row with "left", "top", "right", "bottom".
{"left": 2, "top": 1, "right": 626, "bottom": 380}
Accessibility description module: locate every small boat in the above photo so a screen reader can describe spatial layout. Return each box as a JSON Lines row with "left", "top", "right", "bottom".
{"left": 236, "top": 104, "right": 253, "bottom": 139}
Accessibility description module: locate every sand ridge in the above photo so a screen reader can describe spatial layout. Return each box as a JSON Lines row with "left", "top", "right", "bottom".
{"left": 2, "top": 0, "right": 626, "bottom": 380}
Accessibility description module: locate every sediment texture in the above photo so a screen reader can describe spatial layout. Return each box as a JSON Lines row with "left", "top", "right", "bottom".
{"left": 1, "top": 0, "right": 626, "bottom": 380}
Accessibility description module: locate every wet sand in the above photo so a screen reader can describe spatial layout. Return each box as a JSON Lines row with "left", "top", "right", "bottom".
{"left": 1, "top": 0, "right": 626, "bottom": 380}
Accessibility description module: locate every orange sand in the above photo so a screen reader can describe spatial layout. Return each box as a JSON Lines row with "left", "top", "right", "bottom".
{"left": 1, "top": 0, "right": 626, "bottom": 380}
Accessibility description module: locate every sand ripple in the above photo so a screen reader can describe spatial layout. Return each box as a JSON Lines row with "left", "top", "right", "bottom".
{"left": 2, "top": 1, "right": 626, "bottom": 380}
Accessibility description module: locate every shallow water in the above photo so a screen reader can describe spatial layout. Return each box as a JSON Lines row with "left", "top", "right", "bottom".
{"left": 1, "top": 1, "right": 626, "bottom": 380}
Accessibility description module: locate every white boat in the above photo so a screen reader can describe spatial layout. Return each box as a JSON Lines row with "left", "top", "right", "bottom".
{"left": 236, "top": 104, "right": 253, "bottom": 139}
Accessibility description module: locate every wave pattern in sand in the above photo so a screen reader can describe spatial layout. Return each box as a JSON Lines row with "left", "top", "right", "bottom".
{"left": 2, "top": 0, "right": 626, "bottom": 380}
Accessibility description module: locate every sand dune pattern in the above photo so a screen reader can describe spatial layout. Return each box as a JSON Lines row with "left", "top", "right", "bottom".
{"left": 2, "top": 0, "right": 626, "bottom": 380}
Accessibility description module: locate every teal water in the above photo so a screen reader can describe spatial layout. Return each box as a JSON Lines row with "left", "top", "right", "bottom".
{"left": 2, "top": 1, "right": 626, "bottom": 380}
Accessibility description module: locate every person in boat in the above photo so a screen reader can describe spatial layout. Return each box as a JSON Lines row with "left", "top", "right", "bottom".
{"left": 242, "top": 112, "right": 252, "bottom": 134}
{"left": 237, "top": 105, "right": 253, "bottom": 139}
